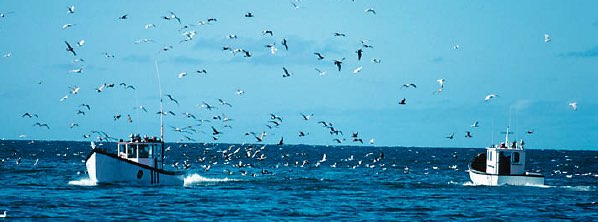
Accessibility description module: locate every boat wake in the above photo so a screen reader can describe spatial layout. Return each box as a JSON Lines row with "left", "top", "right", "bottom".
{"left": 68, "top": 178, "right": 97, "bottom": 186}
{"left": 183, "top": 174, "right": 238, "bottom": 186}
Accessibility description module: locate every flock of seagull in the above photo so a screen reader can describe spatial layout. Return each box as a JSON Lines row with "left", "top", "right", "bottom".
{"left": 2, "top": 2, "right": 580, "bottom": 147}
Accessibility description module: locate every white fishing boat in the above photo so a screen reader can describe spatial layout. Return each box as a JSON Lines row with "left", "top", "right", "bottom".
{"left": 85, "top": 135, "right": 184, "bottom": 185}
{"left": 84, "top": 61, "right": 184, "bottom": 185}
{"left": 468, "top": 128, "right": 544, "bottom": 186}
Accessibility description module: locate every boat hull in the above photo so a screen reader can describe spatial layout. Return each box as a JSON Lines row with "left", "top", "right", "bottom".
{"left": 86, "top": 149, "right": 184, "bottom": 186}
{"left": 468, "top": 168, "right": 544, "bottom": 186}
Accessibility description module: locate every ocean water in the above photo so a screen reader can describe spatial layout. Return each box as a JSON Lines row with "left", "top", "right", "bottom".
{"left": 0, "top": 140, "right": 596, "bottom": 221}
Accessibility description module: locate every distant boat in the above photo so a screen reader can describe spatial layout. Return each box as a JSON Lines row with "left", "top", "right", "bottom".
{"left": 85, "top": 136, "right": 184, "bottom": 185}
{"left": 468, "top": 127, "right": 544, "bottom": 186}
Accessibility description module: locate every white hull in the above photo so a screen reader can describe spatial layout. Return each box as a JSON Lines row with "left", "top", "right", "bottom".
{"left": 469, "top": 169, "right": 544, "bottom": 186}
{"left": 86, "top": 151, "right": 184, "bottom": 186}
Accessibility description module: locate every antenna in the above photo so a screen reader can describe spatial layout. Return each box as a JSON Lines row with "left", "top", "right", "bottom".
{"left": 154, "top": 60, "right": 164, "bottom": 142}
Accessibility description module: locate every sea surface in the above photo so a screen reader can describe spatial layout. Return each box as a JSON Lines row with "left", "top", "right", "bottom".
{"left": 0, "top": 140, "right": 596, "bottom": 221}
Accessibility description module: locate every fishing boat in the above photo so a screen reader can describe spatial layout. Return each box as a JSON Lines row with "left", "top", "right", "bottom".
{"left": 468, "top": 128, "right": 544, "bottom": 186}
{"left": 85, "top": 135, "right": 184, "bottom": 185}
{"left": 84, "top": 61, "right": 184, "bottom": 185}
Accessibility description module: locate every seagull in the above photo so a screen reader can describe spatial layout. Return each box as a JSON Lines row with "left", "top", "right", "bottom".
{"left": 33, "top": 123, "right": 50, "bottom": 129}
{"left": 372, "top": 58, "right": 381, "bottom": 63}
{"left": 369, "top": 139, "right": 375, "bottom": 144}
{"left": 218, "top": 98, "right": 232, "bottom": 107}
{"left": 64, "top": 41, "right": 77, "bottom": 56}
{"left": 69, "top": 67, "right": 83, "bottom": 73}
{"left": 364, "top": 8, "right": 376, "bottom": 14}
{"left": 569, "top": 102, "right": 577, "bottom": 111}
{"left": 281, "top": 39, "right": 288, "bottom": 50}
{"left": 177, "top": 72, "right": 188, "bottom": 79}
{"left": 22, "top": 113, "right": 38, "bottom": 118}
{"left": 211, "top": 126, "right": 221, "bottom": 135}
{"left": 165, "top": 94, "right": 179, "bottom": 105}
{"left": 282, "top": 67, "right": 292, "bottom": 78}
{"left": 118, "top": 14, "right": 128, "bottom": 20}
{"left": 265, "top": 43, "right": 277, "bottom": 54}
{"left": 433, "top": 79, "right": 445, "bottom": 94}
{"left": 353, "top": 66, "right": 363, "bottom": 74}
{"left": 236, "top": 89, "right": 245, "bottom": 95}
{"left": 62, "top": 23, "right": 75, "bottom": 29}
{"left": 445, "top": 133, "right": 455, "bottom": 140}
{"left": 67, "top": 5, "right": 75, "bottom": 14}
{"left": 334, "top": 58, "right": 345, "bottom": 71}
{"left": 544, "top": 34, "right": 551, "bottom": 43}
{"left": 356, "top": 49, "right": 363, "bottom": 61}
{"left": 333, "top": 32, "right": 346, "bottom": 37}
{"left": 70, "top": 123, "right": 79, "bottom": 128}
{"left": 69, "top": 86, "right": 80, "bottom": 94}
{"left": 59, "top": 95, "right": 69, "bottom": 101}
{"left": 76, "top": 40, "right": 85, "bottom": 47}
{"left": 79, "top": 104, "right": 91, "bottom": 110}
{"left": 465, "top": 131, "right": 473, "bottom": 138}
{"left": 262, "top": 30, "right": 273, "bottom": 36}
{"left": 313, "top": 52, "right": 325, "bottom": 60}
{"left": 398, "top": 98, "right": 407, "bottom": 105}
{"left": 314, "top": 68, "right": 326, "bottom": 76}
{"left": 300, "top": 113, "right": 313, "bottom": 120}
{"left": 244, "top": 12, "right": 254, "bottom": 17}
{"left": 144, "top": 24, "right": 156, "bottom": 29}
{"left": 484, "top": 94, "right": 498, "bottom": 102}
{"left": 471, "top": 121, "right": 479, "bottom": 127}
{"left": 402, "top": 83, "right": 417, "bottom": 88}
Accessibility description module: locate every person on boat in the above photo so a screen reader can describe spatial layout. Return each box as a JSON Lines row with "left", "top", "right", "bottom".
{"left": 511, "top": 141, "right": 517, "bottom": 148}
{"left": 500, "top": 142, "right": 506, "bottom": 148}
{"left": 520, "top": 140, "right": 525, "bottom": 149}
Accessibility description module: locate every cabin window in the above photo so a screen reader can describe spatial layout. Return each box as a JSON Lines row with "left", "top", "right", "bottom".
{"left": 488, "top": 151, "right": 492, "bottom": 161}
{"left": 127, "top": 144, "right": 135, "bottom": 158}
{"left": 513, "top": 152, "right": 520, "bottom": 163}
{"left": 138, "top": 144, "right": 150, "bottom": 158}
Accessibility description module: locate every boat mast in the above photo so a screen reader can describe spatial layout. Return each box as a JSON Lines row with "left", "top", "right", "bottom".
{"left": 154, "top": 60, "right": 164, "bottom": 142}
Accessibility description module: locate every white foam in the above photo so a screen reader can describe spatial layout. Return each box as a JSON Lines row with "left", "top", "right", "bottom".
{"left": 68, "top": 178, "right": 97, "bottom": 186}
{"left": 183, "top": 174, "right": 237, "bottom": 186}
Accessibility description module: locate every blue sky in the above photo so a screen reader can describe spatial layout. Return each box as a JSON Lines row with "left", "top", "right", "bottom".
{"left": 0, "top": 1, "right": 596, "bottom": 150}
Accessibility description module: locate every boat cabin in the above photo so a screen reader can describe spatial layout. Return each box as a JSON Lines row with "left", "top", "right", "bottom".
{"left": 485, "top": 141, "right": 526, "bottom": 175}
{"left": 117, "top": 134, "right": 164, "bottom": 170}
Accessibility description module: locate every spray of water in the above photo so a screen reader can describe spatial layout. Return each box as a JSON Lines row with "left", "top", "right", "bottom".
{"left": 183, "top": 174, "right": 238, "bottom": 186}
{"left": 68, "top": 178, "right": 97, "bottom": 186}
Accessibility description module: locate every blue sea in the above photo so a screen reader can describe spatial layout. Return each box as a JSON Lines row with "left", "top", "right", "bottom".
{"left": 0, "top": 140, "right": 596, "bottom": 221}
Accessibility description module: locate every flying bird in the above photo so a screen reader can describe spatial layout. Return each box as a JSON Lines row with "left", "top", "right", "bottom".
{"left": 484, "top": 94, "right": 498, "bottom": 102}
{"left": 334, "top": 58, "right": 345, "bottom": 71}
{"left": 118, "top": 14, "right": 128, "bottom": 20}
{"left": 67, "top": 5, "right": 75, "bottom": 14}
{"left": 465, "top": 131, "right": 473, "bottom": 138}
{"left": 281, "top": 39, "right": 288, "bottom": 50}
{"left": 165, "top": 94, "right": 179, "bottom": 105}
{"left": 544, "top": 34, "right": 551, "bottom": 43}
{"left": 33, "top": 123, "right": 50, "bottom": 129}
{"left": 471, "top": 121, "right": 479, "bottom": 128}
{"left": 356, "top": 49, "right": 363, "bottom": 61}
{"left": 568, "top": 102, "right": 577, "bottom": 111}
{"left": 64, "top": 41, "right": 77, "bottom": 56}
{"left": 445, "top": 133, "right": 454, "bottom": 140}
{"left": 334, "top": 32, "right": 346, "bottom": 37}
{"left": 402, "top": 83, "right": 417, "bottom": 88}
{"left": 398, "top": 98, "right": 406, "bottom": 105}
{"left": 22, "top": 113, "right": 38, "bottom": 118}
{"left": 282, "top": 67, "right": 292, "bottom": 77}
{"left": 313, "top": 52, "right": 325, "bottom": 60}
{"left": 262, "top": 30, "right": 273, "bottom": 36}
{"left": 353, "top": 66, "right": 363, "bottom": 74}
{"left": 314, "top": 68, "right": 326, "bottom": 76}
{"left": 364, "top": 8, "right": 376, "bottom": 14}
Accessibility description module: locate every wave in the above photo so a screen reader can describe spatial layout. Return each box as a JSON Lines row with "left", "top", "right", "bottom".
{"left": 183, "top": 174, "right": 238, "bottom": 186}
{"left": 68, "top": 178, "right": 97, "bottom": 186}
